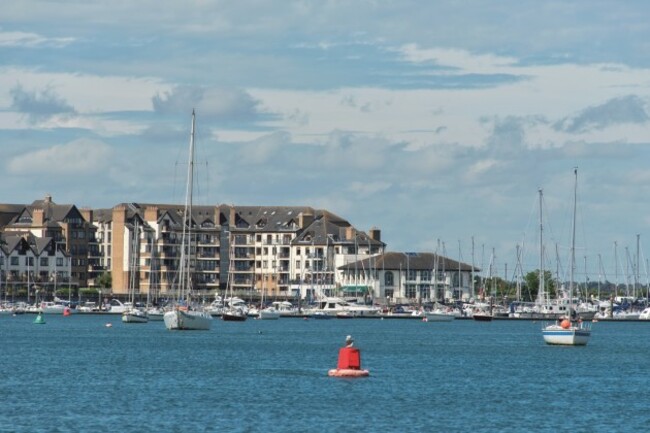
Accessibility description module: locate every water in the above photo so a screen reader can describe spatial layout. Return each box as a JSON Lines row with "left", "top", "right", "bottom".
{"left": 0, "top": 315, "right": 647, "bottom": 433}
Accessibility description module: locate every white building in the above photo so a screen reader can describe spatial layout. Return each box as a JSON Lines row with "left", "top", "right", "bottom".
{"left": 339, "top": 252, "right": 479, "bottom": 304}
{"left": 0, "top": 232, "right": 71, "bottom": 303}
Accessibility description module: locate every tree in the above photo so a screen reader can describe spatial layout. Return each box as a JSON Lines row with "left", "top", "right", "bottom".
{"left": 96, "top": 272, "right": 112, "bottom": 290}
{"left": 523, "top": 270, "right": 555, "bottom": 301}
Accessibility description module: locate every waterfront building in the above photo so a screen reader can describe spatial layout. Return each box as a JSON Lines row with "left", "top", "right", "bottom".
{"left": 339, "top": 252, "right": 478, "bottom": 304}
{"left": 1, "top": 196, "right": 472, "bottom": 305}
{"left": 0, "top": 232, "right": 71, "bottom": 302}
{"left": 0, "top": 195, "right": 95, "bottom": 289}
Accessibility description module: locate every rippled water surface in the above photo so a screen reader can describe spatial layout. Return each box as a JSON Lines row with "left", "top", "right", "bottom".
{"left": 1, "top": 314, "right": 648, "bottom": 432}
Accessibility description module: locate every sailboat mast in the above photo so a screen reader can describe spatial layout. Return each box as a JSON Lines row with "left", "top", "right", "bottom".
{"left": 538, "top": 188, "right": 545, "bottom": 304}
{"left": 179, "top": 110, "right": 196, "bottom": 301}
{"left": 570, "top": 168, "right": 577, "bottom": 304}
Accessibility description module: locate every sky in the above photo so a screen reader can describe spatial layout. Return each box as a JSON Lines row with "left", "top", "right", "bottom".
{"left": 2, "top": 1, "right": 650, "bottom": 286}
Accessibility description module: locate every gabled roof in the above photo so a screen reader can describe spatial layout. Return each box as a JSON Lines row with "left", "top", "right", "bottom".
{"left": 0, "top": 204, "right": 26, "bottom": 228}
{"left": 217, "top": 205, "right": 351, "bottom": 232}
{"left": 339, "top": 252, "right": 479, "bottom": 272}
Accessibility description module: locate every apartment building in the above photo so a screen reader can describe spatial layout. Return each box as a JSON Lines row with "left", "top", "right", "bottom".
{"left": 0, "top": 232, "right": 71, "bottom": 302}
{"left": 0, "top": 195, "right": 94, "bottom": 289}
{"left": 1, "top": 196, "right": 475, "bottom": 304}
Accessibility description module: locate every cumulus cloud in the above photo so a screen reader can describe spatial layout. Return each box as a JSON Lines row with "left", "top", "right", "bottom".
{"left": 152, "top": 86, "right": 264, "bottom": 122}
{"left": 10, "top": 84, "right": 76, "bottom": 124}
{"left": 7, "top": 138, "right": 113, "bottom": 175}
{"left": 554, "top": 95, "right": 649, "bottom": 133}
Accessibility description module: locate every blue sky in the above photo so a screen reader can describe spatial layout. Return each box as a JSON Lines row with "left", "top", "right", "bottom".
{"left": 2, "top": 1, "right": 650, "bottom": 285}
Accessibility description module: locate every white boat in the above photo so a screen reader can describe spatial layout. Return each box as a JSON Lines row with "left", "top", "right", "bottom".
{"left": 542, "top": 320, "right": 592, "bottom": 345}
{"left": 258, "top": 306, "right": 281, "bottom": 320}
{"left": 307, "top": 297, "right": 380, "bottom": 317}
{"left": 542, "top": 169, "right": 591, "bottom": 346}
{"left": 39, "top": 301, "right": 66, "bottom": 314}
{"left": 122, "top": 308, "right": 148, "bottom": 323}
{"left": 108, "top": 299, "right": 128, "bottom": 314}
{"left": 639, "top": 307, "right": 650, "bottom": 320}
{"left": 146, "top": 307, "right": 165, "bottom": 321}
{"left": 163, "top": 111, "right": 212, "bottom": 331}
{"left": 256, "top": 274, "right": 280, "bottom": 320}
{"left": 425, "top": 309, "right": 455, "bottom": 322}
{"left": 206, "top": 299, "right": 226, "bottom": 317}
{"left": 272, "top": 301, "right": 301, "bottom": 317}
{"left": 220, "top": 243, "right": 248, "bottom": 322}
{"left": 122, "top": 221, "right": 149, "bottom": 324}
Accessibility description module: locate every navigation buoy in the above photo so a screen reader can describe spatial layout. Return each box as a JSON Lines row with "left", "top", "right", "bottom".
{"left": 560, "top": 319, "right": 571, "bottom": 329}
{"left": 34, "top": 313, "right": 45, "bottom": 325}
{"left": 105, "top": 323, "right": 113, "bottom": 328}
{"left": 328, "top": 335, "right": 369, "bottom": 378}
{"left": 63, "top": 307, "right": 71, "bottom": 317}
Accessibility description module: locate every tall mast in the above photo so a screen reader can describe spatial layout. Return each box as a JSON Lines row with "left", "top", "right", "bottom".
{"left": 570, "top": 168, "right": 578, "bottom": 305}
{"left": 179, "top": 110, "right": 195, "bottom": 301}
{"left": 538, "top": 188, "right": 544, "bottom": 304}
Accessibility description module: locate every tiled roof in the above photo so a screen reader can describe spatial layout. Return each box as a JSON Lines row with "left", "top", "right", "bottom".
{"left": 339, "top": 251, "right": 479, "bottom": 272}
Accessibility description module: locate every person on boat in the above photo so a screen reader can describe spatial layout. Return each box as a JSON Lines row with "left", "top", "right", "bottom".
{"left": 345, "top": 335, "right": 354, "bottom": 348}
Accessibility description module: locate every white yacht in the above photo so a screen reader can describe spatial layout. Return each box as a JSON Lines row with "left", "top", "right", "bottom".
{"left": 307, "top": 297, "right": 379, "bottom": 317}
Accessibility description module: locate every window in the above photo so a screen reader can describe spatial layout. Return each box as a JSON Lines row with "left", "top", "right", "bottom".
{"left": 56, "top": 257, "right": 64, "bottom": 267}
{"left": 421, "top": 270, "right": 431, "bottom": 281}
{"left": 384, "top": 271, "right": 394, "bottom": 286}
{"left": 408, "top": 269, "right": 417, "bottom": 281}
{"left": 40, "top": 257, "right": 48, "bottom": 267}
{"left": 10, "top": 257, "right": 19, "bottom": 266}
{"left": 405, "top": 285, "right": 417, "bottom": 299}
{"left": 26, "top": 257, "right": 34, "bottom": 267}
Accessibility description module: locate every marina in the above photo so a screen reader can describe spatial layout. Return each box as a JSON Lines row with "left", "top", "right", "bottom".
{"left": 2, "top": 313, "right": 649, "bottom": 432}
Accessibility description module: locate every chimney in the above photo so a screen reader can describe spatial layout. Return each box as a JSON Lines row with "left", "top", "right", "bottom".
{"left": 144, "top": 206, "right": 158, "bottom": 223}
{"left": 369, "top": 227, "right": 381, "bottom": 242}
{"left": 44, "top": 194, "right": 52, "bottom": 204}
{"left": 80, "top": 208, "right": 93, "bottom": 223}
{"left": 299, "top": 211, "right": 314, "bottom": 228}
{"left": 113, "top": 205, "right": 127, "bottom": 225}
{"left": 345, "top": 226, "right": 356, "bottom": 240}
{"left": 228, "top": 206, "right": 236, "bottom": 227}
{"left": 33, "top": 209, "right": 45, "bottom": 226}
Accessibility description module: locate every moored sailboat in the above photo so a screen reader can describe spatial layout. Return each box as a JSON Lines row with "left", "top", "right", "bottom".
{"left": 542, "top": 168, "right": 592, "bottom": 346}
{"left": 163, "top": 111, "right": 212, "bottom": 331}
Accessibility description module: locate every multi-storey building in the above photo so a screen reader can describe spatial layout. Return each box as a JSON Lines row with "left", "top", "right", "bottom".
{"left": 0, "top": 195, "right": 94, "bottom": 289}
{"left": 0, "top": 232, "right": 70, "bottom": 302}
{"left": 0, "top": 196, "right": 478, "bottom": 305}
{"left": 85, "top": 202, "right": 386, "bottom": 302}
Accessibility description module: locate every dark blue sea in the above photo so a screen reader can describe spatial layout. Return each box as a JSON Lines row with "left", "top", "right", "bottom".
{"left": 1, "top": 314, "right": 647, "bottom": 433}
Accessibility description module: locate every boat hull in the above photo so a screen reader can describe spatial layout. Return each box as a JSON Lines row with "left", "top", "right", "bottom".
{"left": 122, "top": 311, "right": 149, "bottom": 323}
{"left": 164, "top": 309, "right": 212, "bottom": 330}
{"left": 425, "top": 312, "right": 455, "bottom": 322}
{"left": 258, "top": 309, "right": 280, "bottom": 320}
{"left": 222, "top": 312, "right": 247, "bottom": 322}
{"left": 542, "top": 325, "right": 591, "bottom": 346}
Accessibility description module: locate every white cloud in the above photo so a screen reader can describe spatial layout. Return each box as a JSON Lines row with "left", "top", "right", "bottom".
{"left": 396, "top": 44, "right": 518, "bottom": 73}
{"left": 7, "top": 138, "right": 113, "bottom": 175}
{"left": 0, "top": 29, "right": 74, "bottom": 48}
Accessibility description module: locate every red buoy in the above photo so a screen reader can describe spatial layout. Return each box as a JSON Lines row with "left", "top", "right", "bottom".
{"left": 63, "top": 307, "right": 71, "bottom": 317}
{"left": 328, "top": 335, "right": 370, "bottom": 377}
